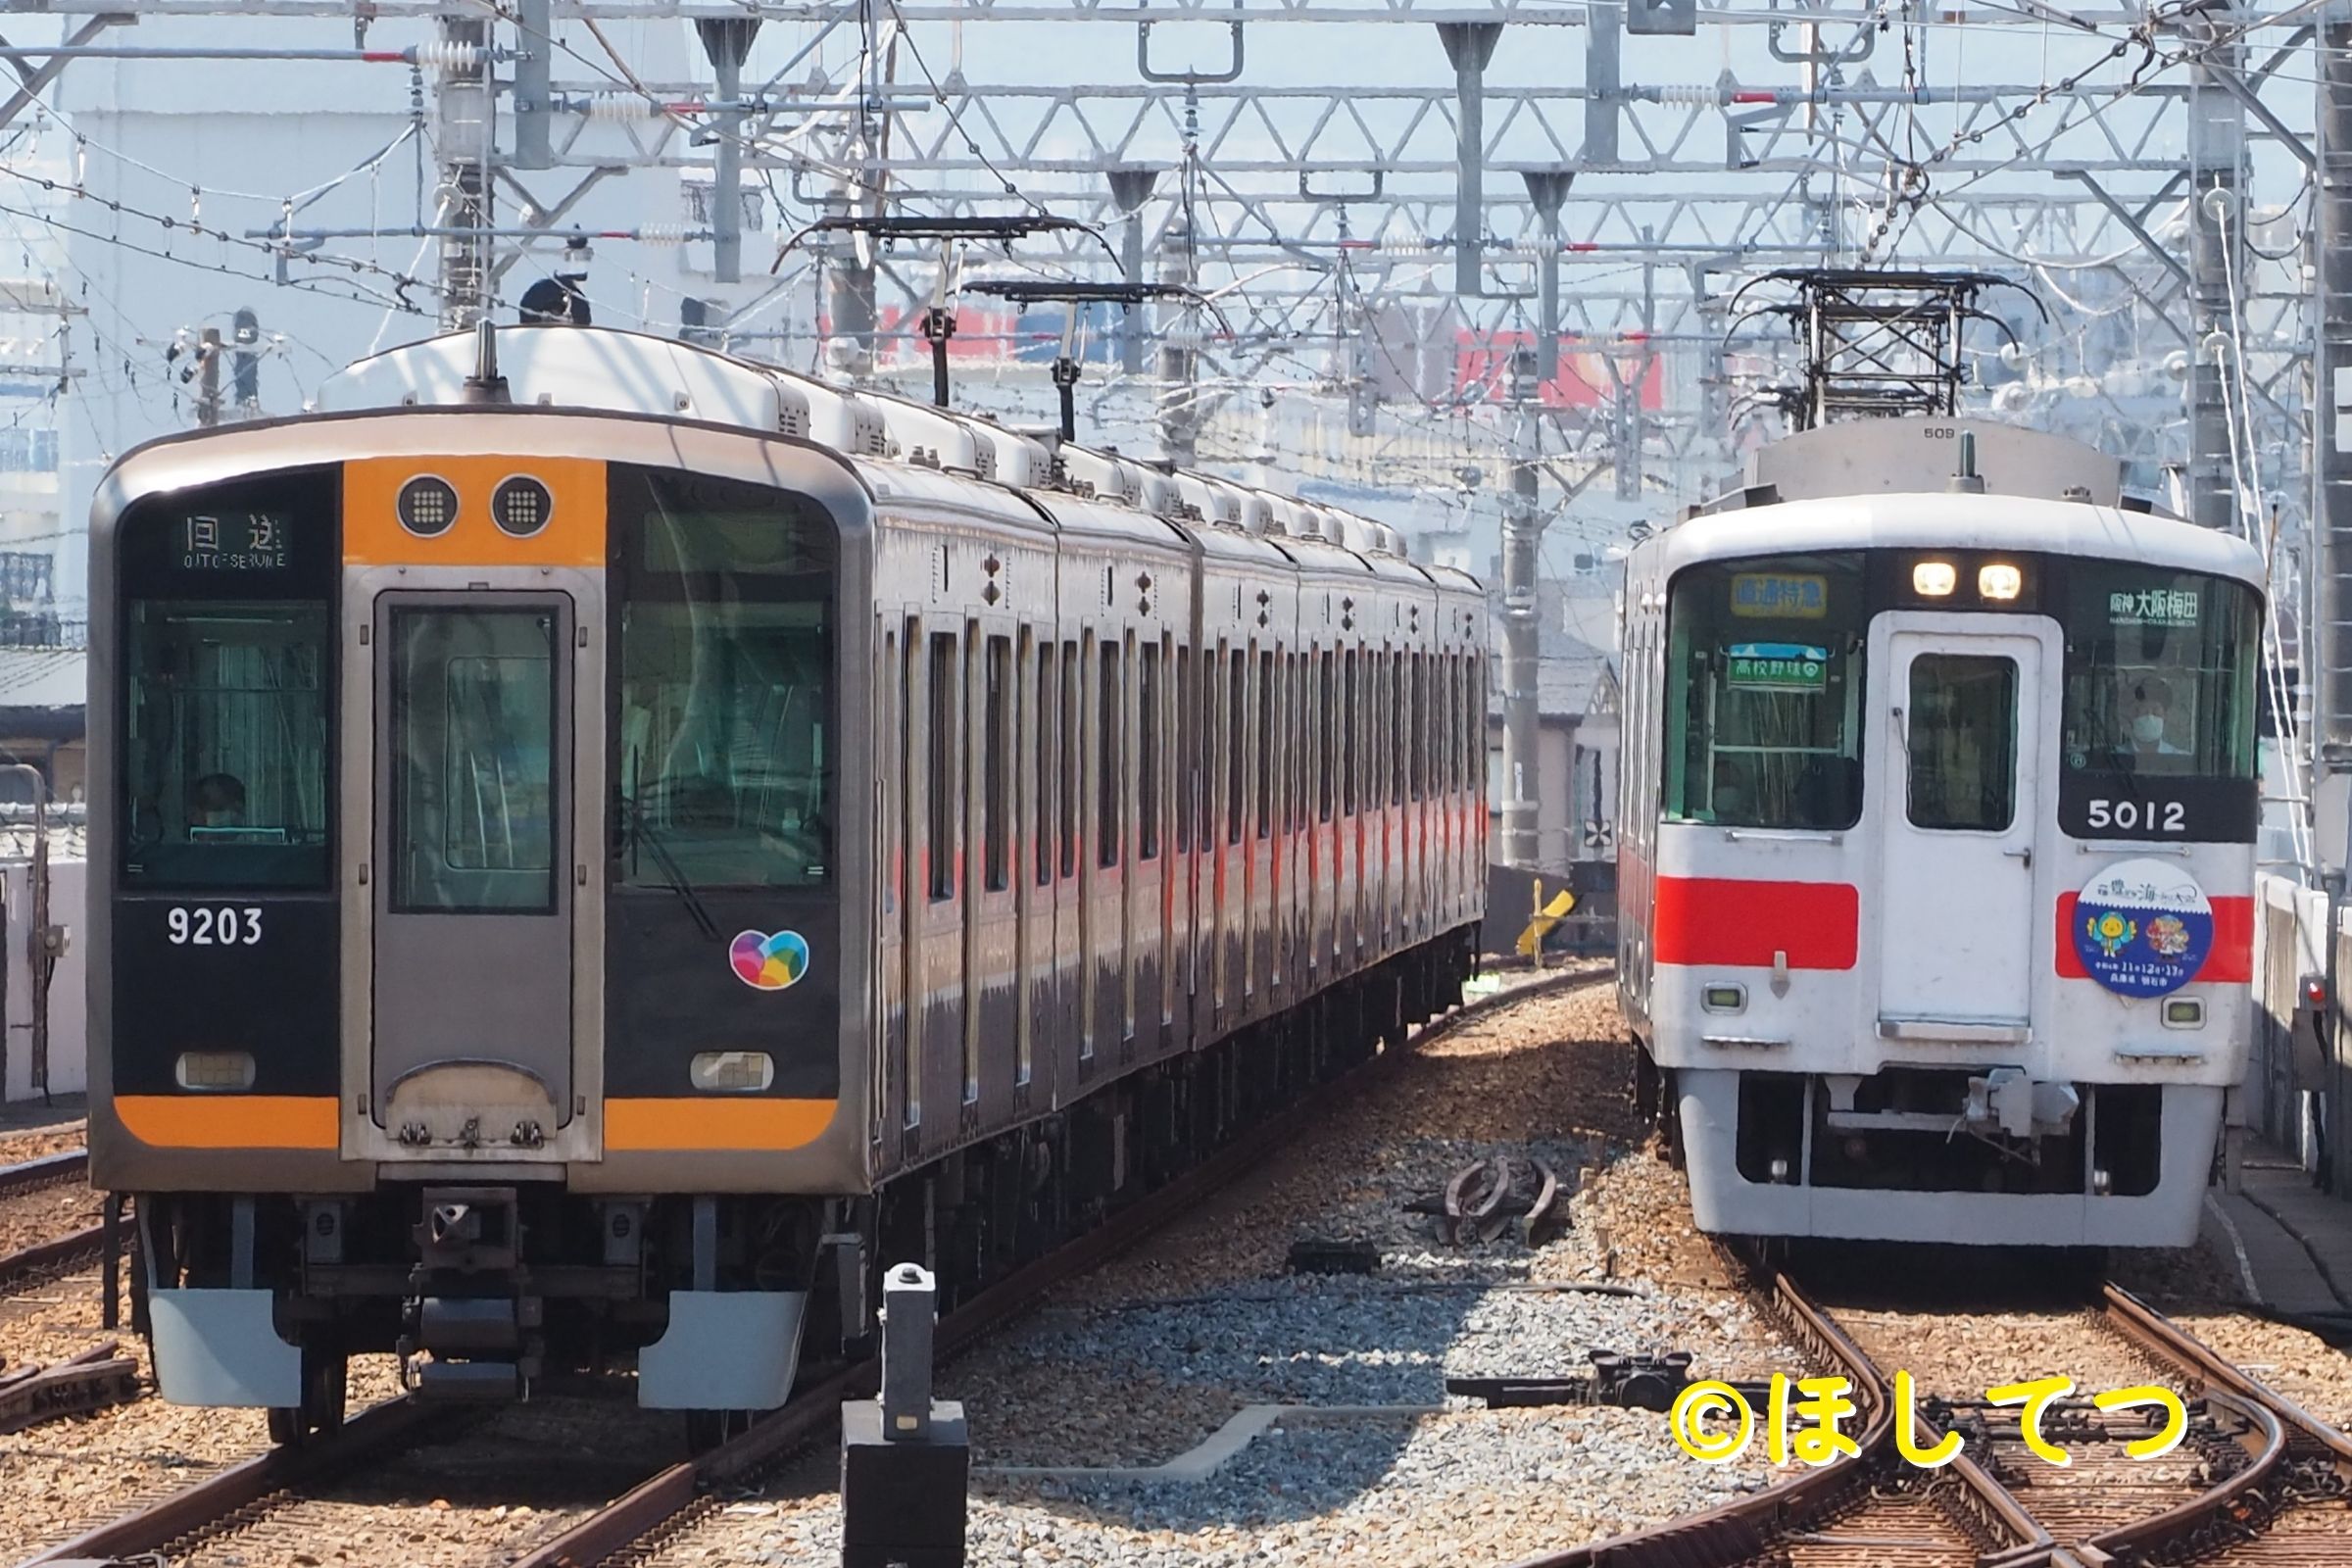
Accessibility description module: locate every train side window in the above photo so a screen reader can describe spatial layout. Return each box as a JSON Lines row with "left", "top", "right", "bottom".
{"left": 1906, "top": 653, "right": 2018, "bottom": 832}
{"left": 1390, "top": 653, "right": 1405, "bottom": 807}
{"left": 1227, "top": 650, "right": 1248, "bottom": 846}
{"left": 1139, "top": 640, "right": 1161, "bottom": 860}
{"left": 1318, "top": 652, "right": 1336, "bottom": 822}
{"left": 984, "top": 633, "right": 1011, "bottom": 892}
{"left": 1175, "top": 647, "right": 1194, "bottom": 855}
{"left": 1098, "top": 639, "right": 1123, "bottom": 868}
{"left": 1059, "top": 639, "right": 1079, "bottom": 879}
{"left": 1292, "top": 654, "right": 1308, "bottom": 831}
{"left": 1343, "top": 650, "right": 1358, "bottom": 815}
{"left": 928, "top": 631, "right": 957, "bottom": 901}
{"left": 1663, "top": 554, "right": 1865, "bottom": 832}
{"left": 1036, "top": 640, "right": 1054, "bottom": 887}
{"left": 1256, "top": 649, "right": 1274, "bottom": 839}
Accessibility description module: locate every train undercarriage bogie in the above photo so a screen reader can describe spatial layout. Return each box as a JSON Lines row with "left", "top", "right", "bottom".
{"left": 134, "top": 1184, "right": 832, "bottom": 1425}
{"left": 861, "top": 934, "right": 1469, "bottom": 1326}
{"left": 1675, "top": 1061, "right": 2216, "bottom": 1246}
{"left": 129, "top": 934, "right": 1475, "bottom": 1443}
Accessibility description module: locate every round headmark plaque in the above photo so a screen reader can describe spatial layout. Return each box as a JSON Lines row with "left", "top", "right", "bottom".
{"left": 2072, "top": 857, "right": 2214, "bottom": 999}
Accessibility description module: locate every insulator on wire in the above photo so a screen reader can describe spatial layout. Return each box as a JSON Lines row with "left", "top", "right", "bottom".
{"left": 634, "top": 225, "right": 693, "bottom": 245}
{"left": 409, "top": 41, "right": 488, "bottom": 73}
{"left": 1653, "top": 83, "right": 1718, "bottom": 104}
{"left": 587, "top": 94, "right": 661, "bottom": 122}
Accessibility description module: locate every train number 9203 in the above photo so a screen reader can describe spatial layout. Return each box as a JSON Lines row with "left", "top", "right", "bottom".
{"left": 2083, "top": 798, "right": 2187, "bottom": 835}
{"left": 167, "top": 906, "right": 263, "bottom": 946}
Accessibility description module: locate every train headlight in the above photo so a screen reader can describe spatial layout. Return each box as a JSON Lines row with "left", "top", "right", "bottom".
{"left": 2163, "top": 998, "right": 2205, "bottom": 1029}
{"left": 492, "top": 475, "right": 554, "bottom": 537}
{"left": 689, "top": 1051, "right": 776, "bottom": 1093}
{"left": 1911, "top": 561, "right": 1957, "bottom": 596}
{"left": 1978, "top": 563, "right": 2024, "bottom": 601}
{"left": 397, "top": 474, "right": 459, "bottom": 537}
{"left": 1701, "top": 983, "right": 1745, "bottom": 1013}
{"left": 174, "top": 1051, "right": 256, "bottom": 1091}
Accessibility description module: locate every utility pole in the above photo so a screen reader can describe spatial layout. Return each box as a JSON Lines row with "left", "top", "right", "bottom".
{"left": 195, "top": 325, "right": 221, "bottom": 427}
{"left": 1107, "top": 166, "right": 1158, "bottom": 378}
{"left": 1499, "top": 346, "right": 1544, "bottom": 871}
{"left": 698, "top": 19, "right": 760, "bottom": 287}
{"left": 2314, "top": 3, "right": 2352, "bottom": 870}
{"left": 1154, "top": 202, "right": 1199, "bottom": 466}
{"left": 1437, "top": 23, "right": 1501, "bottom": 299}
{"left": 2185, "top": 12, "right": 2246, "bottom": 534}
{"left": 826, "top": 183, "right": 878, "bottom": 381}
{"left": 2311, "top": 4, "right": 2352, "bottom": 1195}
{"left": 434, "top": 15, "right": 495, "bottom": 328}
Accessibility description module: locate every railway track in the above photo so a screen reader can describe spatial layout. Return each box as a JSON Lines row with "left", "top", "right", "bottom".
{"left": 14, "top": 967, "right": 1598, "bottom": 1568}
{"left": 512, "top": 965, "right": 1604, "bottom": 1568}
{"left": 1513, "top": 1259, "right": 2352, "bottom": 1568}
{"left": 0, "top": 1149, "right": 106, "bottom": 1293}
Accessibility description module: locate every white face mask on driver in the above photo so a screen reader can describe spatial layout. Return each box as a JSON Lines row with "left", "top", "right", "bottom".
{"left": 2132, "top": 712, "right": 2167, "bottom": 745}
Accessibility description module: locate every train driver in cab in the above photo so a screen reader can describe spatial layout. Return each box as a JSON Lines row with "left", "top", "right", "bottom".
{"left": 2124, "top": 677, "right": 2189, "bottom": 764}
{"left": 188, "top": 771, "right": 247, "bottom": 831}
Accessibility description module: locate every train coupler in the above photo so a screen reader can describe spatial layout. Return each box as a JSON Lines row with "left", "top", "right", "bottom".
{"left": 400, "top": 1186, "right": 544, "bottom": 1400}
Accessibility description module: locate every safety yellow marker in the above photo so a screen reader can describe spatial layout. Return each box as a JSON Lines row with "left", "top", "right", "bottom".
{"left": 1516, "top": 886, "right": 1579, "bottom": 958}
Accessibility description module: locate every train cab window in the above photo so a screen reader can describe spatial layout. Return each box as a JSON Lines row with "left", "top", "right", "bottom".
{"left": 2059, "top": 564, "right": 2258, "bottom": 783}
{"left": 613, "top": 467, "right": 836, "bottom": 889}
{"left": 1906, "top": 654, "right": 2018, "bottom": 832}
{"left": 119, "top": 474, "right": 334, "bottom": 891}
{"left": 1663, "top": 555, "right": 1866, "bottom": 831}
{"left": 389, "top": 608, "right": 558, "bottom": 912}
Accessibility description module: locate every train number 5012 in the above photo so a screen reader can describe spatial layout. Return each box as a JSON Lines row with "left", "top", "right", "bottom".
{"left": 2084, "top": 799, "right": 2186, "bottom": 834}
{"left": 167, "top": 906, "right": 263, "bottom": 945}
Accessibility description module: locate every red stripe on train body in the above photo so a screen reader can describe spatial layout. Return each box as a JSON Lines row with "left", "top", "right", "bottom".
{"left": 1652, "top": 875, "right": 1860, "bottom": 970}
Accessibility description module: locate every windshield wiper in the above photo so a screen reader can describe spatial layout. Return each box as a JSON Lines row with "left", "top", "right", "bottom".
{"left": 621, "top": 802, "right": 720, "bottom": 941}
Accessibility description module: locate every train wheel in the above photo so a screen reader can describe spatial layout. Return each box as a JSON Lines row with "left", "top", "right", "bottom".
{"left": 686, "top": 1407, "right": 755, "bottom": 1453}
{"left": 268, "top": 1346, "right": 347, "bottom": 1446}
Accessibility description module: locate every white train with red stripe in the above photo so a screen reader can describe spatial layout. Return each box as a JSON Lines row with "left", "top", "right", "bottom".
{"left": 1618, "top": 417, "right": 2265, "bottom": 1247}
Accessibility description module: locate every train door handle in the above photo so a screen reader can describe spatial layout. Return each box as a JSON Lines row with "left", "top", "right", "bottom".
{"left": 2004, "top": 846, "right": 2033, "bottom": 868}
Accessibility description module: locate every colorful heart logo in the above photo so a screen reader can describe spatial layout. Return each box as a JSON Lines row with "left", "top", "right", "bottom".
{"left": 729, "top": 929, "right": 809, "bottom": 991}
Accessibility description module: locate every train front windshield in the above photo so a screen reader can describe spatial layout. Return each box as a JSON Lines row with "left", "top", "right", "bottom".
{"left": 1662, "top": 550, "right": 2261, "bottom": 840}
{"left": 119, "top": 470, "right": 336, "bottom": 891}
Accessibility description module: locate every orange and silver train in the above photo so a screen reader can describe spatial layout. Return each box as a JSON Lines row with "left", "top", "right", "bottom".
{"left": 89, "top": 322, "right": 1488, "bottom": 1441}
{"left": 1619, "top": 418, "right": 2265, "bottom": 1248}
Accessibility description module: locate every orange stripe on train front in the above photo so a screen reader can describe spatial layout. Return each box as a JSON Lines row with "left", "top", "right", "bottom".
{"left": 116, "top": 1095, "right": 340, "bottom": 1150}
{"left": 606, "top": 1098, "right": 838, "bottom": 1152}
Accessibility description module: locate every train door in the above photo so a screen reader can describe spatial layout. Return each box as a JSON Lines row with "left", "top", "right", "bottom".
{"left": 966, "top": 620, "right": 1019, "bottom": 1121}
{"left": 912, "top": 620, "right": 968, "bottom": 1147}
{"left": 1017, "top": 625, "right": 1054, "bottom": 1106}
{"left": 876, "top": 614, "right": 905, "bottom": 1147}
{"left": 1874, "top": 619, "right": 2050, "bottom": 1033}
{"left": 360, "top": 587, "right": 597, "bottom": 1161}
